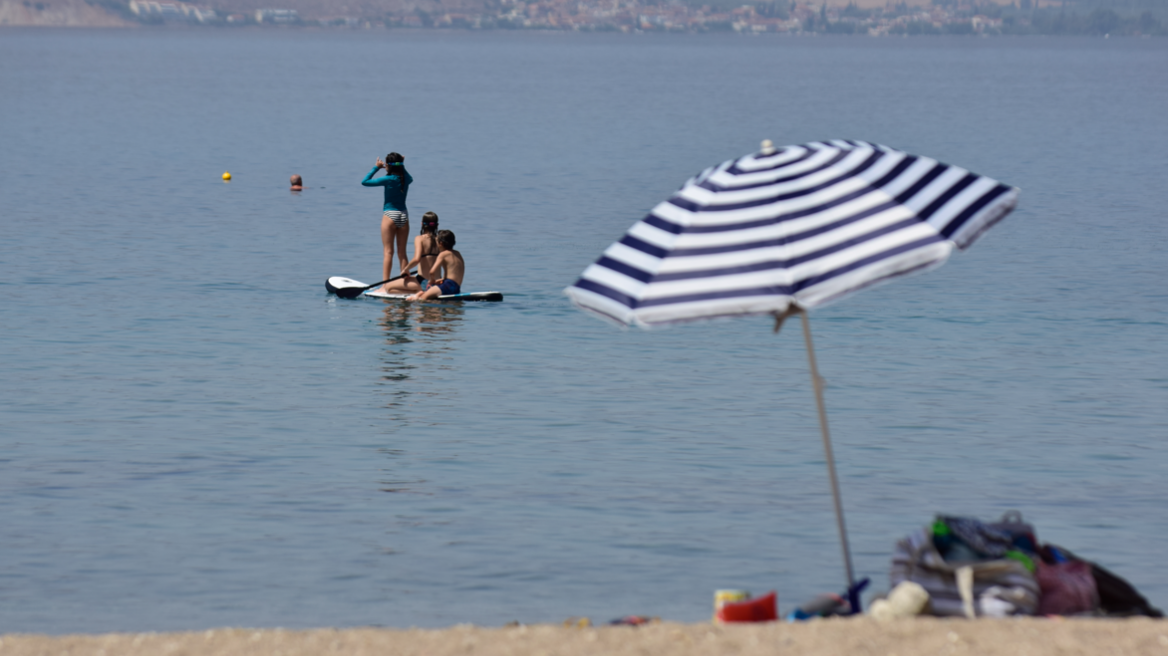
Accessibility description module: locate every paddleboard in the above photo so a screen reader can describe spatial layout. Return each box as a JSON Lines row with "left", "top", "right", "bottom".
{"left": 364, "top": 289, "right": 503, "bottom": 302}
{"left": 326, "top": 277, "right": 503, "bottom": 302}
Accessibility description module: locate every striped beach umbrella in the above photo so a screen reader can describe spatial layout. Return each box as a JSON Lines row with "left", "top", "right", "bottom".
{"left": 565, "top": 140, "right": 1018, "bottom": 606}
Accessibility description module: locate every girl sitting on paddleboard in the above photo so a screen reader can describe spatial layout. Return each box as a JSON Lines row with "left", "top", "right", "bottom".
{"left": 362, "top": 152, "right": 413, "bottom": 290}
{"left": 407, "top": 230, "right": 463, "bottom": 301}
{"left": 380, "top": 211, "right": 441, "bottom": 294}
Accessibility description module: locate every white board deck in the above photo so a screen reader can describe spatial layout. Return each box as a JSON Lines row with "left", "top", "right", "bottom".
{"left": 364, "top": 289, "right": 503, "bottom": 302}
{"left": 327, "top": 277, "right": 502, "bottom": 302}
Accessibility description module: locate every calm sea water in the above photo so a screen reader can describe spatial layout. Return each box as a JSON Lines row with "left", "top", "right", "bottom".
{"left": 1, "top": 29, "right": 1166, "bottom": 633}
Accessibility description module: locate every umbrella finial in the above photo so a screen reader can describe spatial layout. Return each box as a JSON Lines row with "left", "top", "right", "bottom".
{"left": 760, "top": 139, "right": 776, "bottom": 156}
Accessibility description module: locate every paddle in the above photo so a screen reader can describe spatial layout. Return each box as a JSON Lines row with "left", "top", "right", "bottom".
{"left": 332, "top": 271, "right": 416, "bottom": 299}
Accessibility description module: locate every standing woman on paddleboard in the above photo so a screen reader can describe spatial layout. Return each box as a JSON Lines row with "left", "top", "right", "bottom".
{"left": 380, "top": 211, "right": 441, "bottom": 294}
{"left": 362, "top": 152, "right": 413, "bottom": 287}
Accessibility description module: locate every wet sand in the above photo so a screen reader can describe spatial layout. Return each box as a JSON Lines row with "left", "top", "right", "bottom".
{"left": 3, "top": 618, "right": 1166, "bottom": 656}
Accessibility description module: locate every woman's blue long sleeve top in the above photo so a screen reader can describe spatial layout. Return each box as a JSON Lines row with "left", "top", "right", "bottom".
{"left": 362, "top": 166, "right": 413, "bottom": 213}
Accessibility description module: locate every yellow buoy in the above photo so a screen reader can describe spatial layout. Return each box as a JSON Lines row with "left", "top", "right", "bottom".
{"left": 222, "top": 171, "right": 232, "bottom": 181}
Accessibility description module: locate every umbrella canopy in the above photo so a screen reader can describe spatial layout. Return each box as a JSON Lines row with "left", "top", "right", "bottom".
{"left": 565, "top": 140, "right": 1018, "bottom": 328}
{"left": 565, "top": 140, "right": 1019, "bottom": 607}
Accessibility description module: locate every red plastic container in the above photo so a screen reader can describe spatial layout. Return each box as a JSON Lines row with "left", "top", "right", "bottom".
{"left": 716, "top": 591, "right": 778, "bottom": 623}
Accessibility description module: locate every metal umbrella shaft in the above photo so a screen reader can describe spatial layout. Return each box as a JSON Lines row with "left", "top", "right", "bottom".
{"left": 799, "top": 310, "right": 856, "bottom": 590}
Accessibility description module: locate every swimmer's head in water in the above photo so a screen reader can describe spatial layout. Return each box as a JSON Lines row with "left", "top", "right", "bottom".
{"left": 421, "top": 211, "right": 439, "bottom": 234}
{"left": 436, "top": 230, "right": 455, "bottom": 250}
{"left": 290, "top": 174, "right": 302, "bottom": 186}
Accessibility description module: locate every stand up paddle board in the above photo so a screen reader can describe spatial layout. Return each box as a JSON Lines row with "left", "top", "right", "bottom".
{"left": 326, "top": 277, "right": 503, "bottom": 302}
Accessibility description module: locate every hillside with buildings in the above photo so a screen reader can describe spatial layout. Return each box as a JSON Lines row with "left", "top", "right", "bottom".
{"left": 0, "top": 0, "right": 133, "bottom": 25}
{"left": 1, "top": 0, "right": 1163, "bottom": 34}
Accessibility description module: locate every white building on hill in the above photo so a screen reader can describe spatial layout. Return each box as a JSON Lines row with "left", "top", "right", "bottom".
{"left": 255, "top": 8, "right": 299, "bottom": 22}
{"left": 129, "top": 0, "right": 216, "bottom": 22}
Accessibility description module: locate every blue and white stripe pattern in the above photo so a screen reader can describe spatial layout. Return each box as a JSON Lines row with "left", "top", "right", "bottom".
{"left": 566, "top": 140, "right": 1018, "bottom": 328}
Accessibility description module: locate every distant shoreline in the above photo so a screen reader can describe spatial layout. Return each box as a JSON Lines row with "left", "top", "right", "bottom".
{"left": 3, "top": 0, "right": 1164, "bottom": 36}
{"left": 1, "top": 24, "right": 1164, "bottom": 36}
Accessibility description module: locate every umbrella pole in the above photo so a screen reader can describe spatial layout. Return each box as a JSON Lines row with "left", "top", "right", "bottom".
{"left": 799, "top": 309, "right": 856, "bottom": 590}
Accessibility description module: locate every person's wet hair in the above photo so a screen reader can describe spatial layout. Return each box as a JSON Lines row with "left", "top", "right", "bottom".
{"left": 437, "top": 230, "right": 455, "bottom": 249}
{"left": 386, "top": 152, "right": 407, "bottom": 193}
{"left": 421, "top": 211, "right": 439, "bottom": 235}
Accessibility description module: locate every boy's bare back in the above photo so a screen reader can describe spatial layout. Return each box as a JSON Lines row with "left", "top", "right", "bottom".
{"left": 434, "top": 249, "right": 464, "bottom": 286}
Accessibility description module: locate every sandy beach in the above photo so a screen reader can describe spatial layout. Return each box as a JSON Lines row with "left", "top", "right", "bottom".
{"left": 3, "top": 618, "right": 1166, "bottom": 656}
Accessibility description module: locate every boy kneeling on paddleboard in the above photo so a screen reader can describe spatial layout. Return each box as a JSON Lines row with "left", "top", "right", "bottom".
{"left": 407, "top": 230, "right": 464, "bottom": 301}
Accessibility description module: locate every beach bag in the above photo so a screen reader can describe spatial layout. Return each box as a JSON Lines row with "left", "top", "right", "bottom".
{"left": 1041, "top": 544, "right": 1163, "bottom": 618}
{"left": 988, "top": 510, "right": 1039, "bottom": 553}
{"left": 1036, "top": 560, "right": 1098, "bottom": 616}
{"left": 890, "top": 528, "right": 1040, "bottom": 617}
